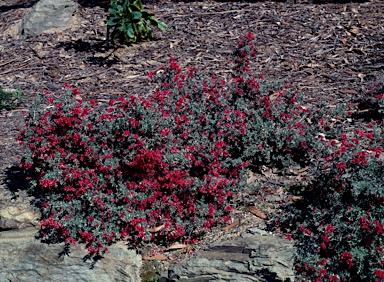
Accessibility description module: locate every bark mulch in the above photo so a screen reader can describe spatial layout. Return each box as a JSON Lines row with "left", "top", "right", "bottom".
{"left": 0, "top": 0, "right": 383, "bottom": 278}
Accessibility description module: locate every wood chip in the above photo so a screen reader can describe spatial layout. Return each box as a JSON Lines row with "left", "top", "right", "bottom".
{"left": 165, "top": 243, "right": 188, "bottom": 251}
{"left": 221, "top": 220, "right": 240, "bottom": 231}
{"left": 340, "top": 89, "right": 358, "bottom": 94}
{"left": 246, "top": 171, "right": 255, "bottom": 184}
{"left": 247, "top": 206, "right": 267, "bottom": 219}
{"left": 290, "top": 166, "right": 309, "bottom": 175}
{"left": 142, "top": 254, "right": 168, "bottom": 261}
{"left": 292, "top": 196, "right": 303, "bottom": 202}
{"left": 148, "top": 224, "right": 165, "bottom": 233}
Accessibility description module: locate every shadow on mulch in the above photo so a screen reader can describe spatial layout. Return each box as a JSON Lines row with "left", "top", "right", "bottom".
{"left": 56, "top": 39, "right": 122, "bottom": 67}
{"left": 3, "top": 165, "right": 29, "bottom": 197}
{"left": 0, "top": 0, "right": 39, "bottom": 12}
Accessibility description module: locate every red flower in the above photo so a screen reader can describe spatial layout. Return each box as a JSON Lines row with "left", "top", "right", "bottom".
{"left": 336, "top": 162, "right": 347, "bottom": 171}
{"left": 325, "top": 224, "right": 335, "bottom": 234}
{"left": 64, "top": 82, "right": 72, "bottom": 89}
{"left": 72, "top": 88, "right": 80, "bottom": 95}
{"left": 318, "top": 259, "right": 327, "bottom": 266}
{"left": 374, "top": 269, "right": 384, "bottom": 279}
{"left": 340, "top": 252, "right": 353, "bottom": 267}
{"left": 318, "top": 269, "right": 327, "bottom": 275}
{"left": 374, "top": 221, "right": 384, "bottom": 235}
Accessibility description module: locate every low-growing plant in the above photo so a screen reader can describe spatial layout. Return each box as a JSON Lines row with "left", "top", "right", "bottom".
{"left": 105, "top": 0, "right": 167, "bottom": 44}
{"left": 18, "top": 81, "right": 248, "bottom": 256}
{"left": 18, "top": 33, "right": 330, "bottom": 258}
{"left": 0, "top": 87, "right": 24, "bottom": 110}
{"left": 227, "top": 32, "right": 332, "bottom": 173}
{"left": 277, "top": 92, "right": 384, "bottom": 281}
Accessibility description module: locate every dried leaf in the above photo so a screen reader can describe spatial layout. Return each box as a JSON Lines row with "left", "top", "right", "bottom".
{"left": 148, "top": 224, "right": 165, "bottom": 233}
{"left": 290, "top": 166, "right": 309, "bottom": 175}
{"left": 10, "top": 108, "right": 29, "bottom": 112}
{"left": 342, "top": 38, "right": 348, "bottom": 45}
{"left": 246, "top": 171, "right": 255, "bottom": 184}
{"left": 143, "top": 254, "right": 168, "bottom": 261}
{"left": 221, "top": 220, "right": 240, "bottom": 231}
{"left": 345, "top": 70, "right": 359, "bottom": 75}
{"left": 247, "top": 206, "right": 267, "bottom": 219}
{"left": 292, "top": 196, "right": 303, "bottom": 202}
{"left": 269, "top": 91, "right": 282, "bottom": 100}
{"left": 350, "top": 27, "right": 359, "bottom": 35}
{"left": 165, "top": 243, "right": 188, "bottom": 251}
{"left": 340, "top": 89, "right": 358, "bottom": 94}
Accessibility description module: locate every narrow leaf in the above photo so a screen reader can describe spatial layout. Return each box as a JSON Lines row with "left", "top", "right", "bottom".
{"left": 157, "top": 21, "right": 168, "bottom": 31}
{"left": 165, "top": 243, "right": 188, "bottom": 251}
{"left": 143, "top": 254, "right": 168, "bottom": 261}
{"left": 221, "top": 220, "right": 240, "bottom": 231}
{"left": 248, "top": 206, "right": 267, "bottom": 219}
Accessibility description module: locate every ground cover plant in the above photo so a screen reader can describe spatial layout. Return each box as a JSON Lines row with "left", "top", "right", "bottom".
{"left": 278, "top": 85, "right": 384, "bottom": 281}
{"left": 18, "top": 33, "right": 332, "bottom": 259}
{"left": 0, "top": 87, "right": 24, "bottom": 110}
{"left": 17, "top": 28, "right": 384, "bottom": 280}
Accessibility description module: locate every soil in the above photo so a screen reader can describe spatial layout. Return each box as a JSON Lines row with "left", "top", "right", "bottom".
{"left": 0, "top": 0, "right": 383, "bottom": 280}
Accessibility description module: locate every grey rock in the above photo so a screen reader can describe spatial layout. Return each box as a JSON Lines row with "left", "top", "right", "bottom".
{"left": 0, "top": 205, "right": 40, "bottom": 230}
{"left": 20, "top": 0, "right": 78, "bottom": 38}
{"left": 0, "top": 227, "right": 142, "bottom": 281}
{"left": 167, "top": 233, "right": 294, "bottom": 282}
{"left": 0, "top": 184, "right": 41, "bottom": 230}
{"left": 247, "top": 228, "right": 268, "bottom": 236}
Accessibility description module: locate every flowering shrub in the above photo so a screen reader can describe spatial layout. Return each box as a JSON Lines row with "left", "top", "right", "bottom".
{"left": 278, "top": 91, "right": 384, "bottom": 281}
{"left": 19, "top": 84, "right": 248, "bottom": 257}
{"left": 18, "top": 33, "right": 329, "bottom": 258}
{"left": 218, "top": 32, "right": 330, "bottom": 172}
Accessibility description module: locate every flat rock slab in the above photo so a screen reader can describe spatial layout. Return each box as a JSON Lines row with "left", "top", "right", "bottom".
{"left": 0, "top": 227, "right": 142, "bottom": 281}
{"left": 0, "top": 204, "right": 40, "bottom": 230}
{"left": 20, "top": 0, "right": 78, "bottom": 38}
{"left": 165, "top": 232, "right": 294, "bottom": 282}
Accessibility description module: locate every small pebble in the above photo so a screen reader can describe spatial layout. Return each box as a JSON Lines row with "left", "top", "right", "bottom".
{"left": 247, "top": 228, "right": 268, "bottom": 236}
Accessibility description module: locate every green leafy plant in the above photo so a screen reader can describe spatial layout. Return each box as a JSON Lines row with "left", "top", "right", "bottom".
{"left": 106, "top": 0, "right": 167, "bottom": 44}
{"left": 0, "top": 88, "right": 24, "bottom": 110}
